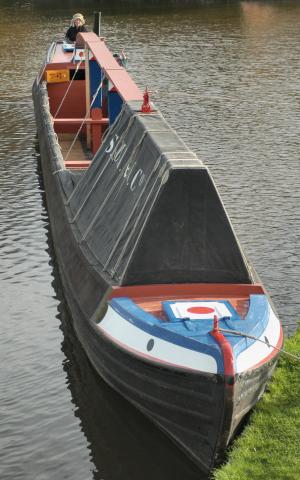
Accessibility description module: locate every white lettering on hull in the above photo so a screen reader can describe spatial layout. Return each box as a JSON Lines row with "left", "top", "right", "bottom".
{"left": 104, "top": 134, "right": 145, "bottom": 191}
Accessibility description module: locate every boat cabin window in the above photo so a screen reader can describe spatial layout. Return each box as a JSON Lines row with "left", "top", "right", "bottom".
{"left": 69, "top": 69, "right": 85, "bottom": 80}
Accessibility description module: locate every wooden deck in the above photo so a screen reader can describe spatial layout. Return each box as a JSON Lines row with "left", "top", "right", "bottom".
{"left": 109, "top": 283, "right": 265, "bottom": 321}
{"left": 133, "top": 297, "right": 249, "bottom": 321}
{"left": 58, "top": 133, "right": 91, "bottom": 169}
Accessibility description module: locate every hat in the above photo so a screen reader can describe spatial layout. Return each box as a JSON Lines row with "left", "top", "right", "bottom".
{"left": 72, "top": 13, "right": 85, "bottom": 24}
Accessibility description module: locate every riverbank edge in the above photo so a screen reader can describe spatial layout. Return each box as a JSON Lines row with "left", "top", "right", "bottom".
{"left": 213, "top": 325, "right": 300, "bottom": 480}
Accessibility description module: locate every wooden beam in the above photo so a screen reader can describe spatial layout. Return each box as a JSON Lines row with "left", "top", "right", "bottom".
{"left": 77, "top": 32, "right": 143, "bottom": 102}
{"left": 85, "top": 43, "right": 91, "bottom": 148}
{"left": 65, "top": 160, "right": 91, "bottom": 169}
{"left": 53, "top": 117, "right": 109, "bottom": 125}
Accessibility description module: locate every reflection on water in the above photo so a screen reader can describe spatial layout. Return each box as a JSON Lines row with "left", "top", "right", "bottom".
{"left": 241, "top": 1, "right": 277, "bottom": 28}
{"left": 0, "top": 1, "right": 299, "bottom": 479}
{"left": 58, "top": 285, "right": 202, "bottom": 480}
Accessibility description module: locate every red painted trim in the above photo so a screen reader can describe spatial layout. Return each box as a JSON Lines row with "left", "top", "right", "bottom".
{"left": 210, "top": 317, "right": 235, "bottom": 381}
{"left": 76, "top": 32, "right": 143, "bottom": 102}
{"left": 109, "top": 283, "right": 264, "bottom": 300}
{"left": 64, "top": 160, "right": 90, "bottom": 169}
{"left": 53, "top": 117, "right": 109, "bottom": 125}
{"left": 90, "top": 107, "right": 103, "bottom": 155}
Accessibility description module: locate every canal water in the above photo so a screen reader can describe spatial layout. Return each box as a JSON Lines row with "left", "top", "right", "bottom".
{"left": 0, "top": 1, "right": 299, "bottom": 479}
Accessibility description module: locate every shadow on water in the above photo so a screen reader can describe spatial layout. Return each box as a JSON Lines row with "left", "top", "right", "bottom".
{"left": 57, "top": 302, "right": 206, "bottom": 480}
{"left": 54, "top": 287, "right": 206, "bottom": 479}
{"left": 39, "top": 199, "right": 207, "bottom": 479}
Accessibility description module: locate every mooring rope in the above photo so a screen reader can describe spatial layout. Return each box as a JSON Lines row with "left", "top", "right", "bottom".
{"left": 219, "top": 328, "right": 300, "bottom": 361}
{"left": 54, "top": 58, "right": 83, "bottom": 118}
{"left": 64, "top": 79, "right": 103, "bottom": 163}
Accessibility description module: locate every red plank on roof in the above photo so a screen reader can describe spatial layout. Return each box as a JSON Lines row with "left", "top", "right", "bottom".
{"left": 77, "top": 32, "right": 143, "bottom": 102}
{"left": 105, "top": 69, "right": 143, "bottom": 102}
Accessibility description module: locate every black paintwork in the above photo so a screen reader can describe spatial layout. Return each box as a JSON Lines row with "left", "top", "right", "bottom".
{"left": 32, "top": 79, "right": 280, "bottom": 473}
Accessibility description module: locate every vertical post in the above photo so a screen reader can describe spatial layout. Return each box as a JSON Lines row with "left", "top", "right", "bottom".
{"left": 93, "top": 12, "right": 101, "bottom": 37}
{"left": 85, "top": 43, "right": 91, "bottom": 149}
{"left": 91, "top": 108, "right": 102, "bottom": 155}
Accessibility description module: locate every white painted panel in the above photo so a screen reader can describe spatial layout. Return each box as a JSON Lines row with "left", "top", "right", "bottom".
{"left": 98, "top": 306, "right": 218, "bottom": 373}
{"left": 236, "top": 306, "right": 281, "bottom": 373}
{"left": 171, "top": 301, "right": 232, "bottom": 320}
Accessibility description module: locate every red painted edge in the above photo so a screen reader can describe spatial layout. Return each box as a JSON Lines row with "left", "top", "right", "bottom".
{"left": 210, "top": 328, "right": 235, "bottom": 382}
{"left": 53, "top": 118, "right": 109, "bottom": 125}
{"left": 64, "top": 161, "right": 91, "bottom": 169}
{"left": 109, "top": 283, "right": 264, "bottom": 300}
{"left": 76, "top": 32, "right": 143, "bottom": 102}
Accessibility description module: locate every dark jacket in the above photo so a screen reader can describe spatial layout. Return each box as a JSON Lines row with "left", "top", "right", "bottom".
{"left": 66, "top": 25, "right": 87, "bottom": 43}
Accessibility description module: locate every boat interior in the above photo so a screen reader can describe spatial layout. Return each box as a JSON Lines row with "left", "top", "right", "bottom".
{"left": 42, "top": 36, "right": 143, "bottom": 171}
{"left": 109, "top": 283, "right": 267, "bottom": 334}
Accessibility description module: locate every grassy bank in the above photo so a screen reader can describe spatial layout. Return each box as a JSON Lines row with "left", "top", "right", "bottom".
{"left": 213, "top": 327, "right": 300, "bottom": 480}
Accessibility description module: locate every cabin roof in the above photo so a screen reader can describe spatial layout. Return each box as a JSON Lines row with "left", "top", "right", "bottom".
{"left": 67, "top": 102, "right": 252, "bottom": 286}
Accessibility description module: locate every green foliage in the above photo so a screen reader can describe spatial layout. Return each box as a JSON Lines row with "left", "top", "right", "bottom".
{"left": 213, "top": 327, "right": 300, "bottom": 480}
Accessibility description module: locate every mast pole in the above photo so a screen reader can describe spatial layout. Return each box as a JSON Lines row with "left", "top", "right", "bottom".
{"left": 93, "top": 12, "right": 101, "bottom": 37}
{"left": 85, "top": 43, "right": 91, "bottom": 148}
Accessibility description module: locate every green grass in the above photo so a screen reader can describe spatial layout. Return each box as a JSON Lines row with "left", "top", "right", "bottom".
{"left": 213, "top": 327, "right": 300, "bottom": 480}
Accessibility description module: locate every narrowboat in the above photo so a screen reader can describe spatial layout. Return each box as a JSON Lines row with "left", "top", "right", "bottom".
{"left": 32, "top": 31, "right": 283, "bottom": 473}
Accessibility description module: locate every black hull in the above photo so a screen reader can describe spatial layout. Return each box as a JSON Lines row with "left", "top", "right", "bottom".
{"left": 77, "top": 308, "right": 278, "bottom": 472}
{"left": 74, "top": 302, "right": 227, "bottom": 472}
{"left": 33, "top": 80, "right": 279, "bottom": 473}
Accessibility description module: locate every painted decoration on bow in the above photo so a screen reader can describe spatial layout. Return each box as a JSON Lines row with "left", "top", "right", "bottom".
{"left": 170, "top": 301, "right": 232, "bottom": 320}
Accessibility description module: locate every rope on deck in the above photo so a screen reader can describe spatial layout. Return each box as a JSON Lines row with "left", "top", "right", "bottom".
{"left": 219, "top": 328, "right": 300, "bottom": 361}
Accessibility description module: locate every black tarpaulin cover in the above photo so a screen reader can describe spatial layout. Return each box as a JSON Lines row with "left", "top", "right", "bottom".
{"left": 67, "top": 102, "right": 252, "bottom": 285}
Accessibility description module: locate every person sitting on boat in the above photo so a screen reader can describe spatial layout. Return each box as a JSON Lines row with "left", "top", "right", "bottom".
{"left": 65, "top": 13, "right": 88, "bottom": 43}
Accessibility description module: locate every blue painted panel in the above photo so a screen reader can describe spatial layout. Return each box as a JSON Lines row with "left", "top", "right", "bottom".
{"left": 109, "top": 294, "right": 272, "bottom": 372}
{"left": 108, "top": 90, "right": 123, "bottom": 124}
{"left": 90, "top": 60, "right": 102, "bottom": 108}
{"left": 109, "top": 297, "right": 223, "bottom": 371}
{"left": 110, "top": 297, "right": 161, "bottom": 326}
{"left": 227, "top": 294, "right": 270, "bottom": 357}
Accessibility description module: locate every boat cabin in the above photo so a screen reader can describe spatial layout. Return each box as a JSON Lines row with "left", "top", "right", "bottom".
{"left": 42, "top": 33, "right": 143, "bottom": 170}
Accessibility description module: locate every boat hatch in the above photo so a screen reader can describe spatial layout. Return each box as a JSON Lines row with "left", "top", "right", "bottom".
{"left": 42, "top": 35, "right": 143, "bottom": 170}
